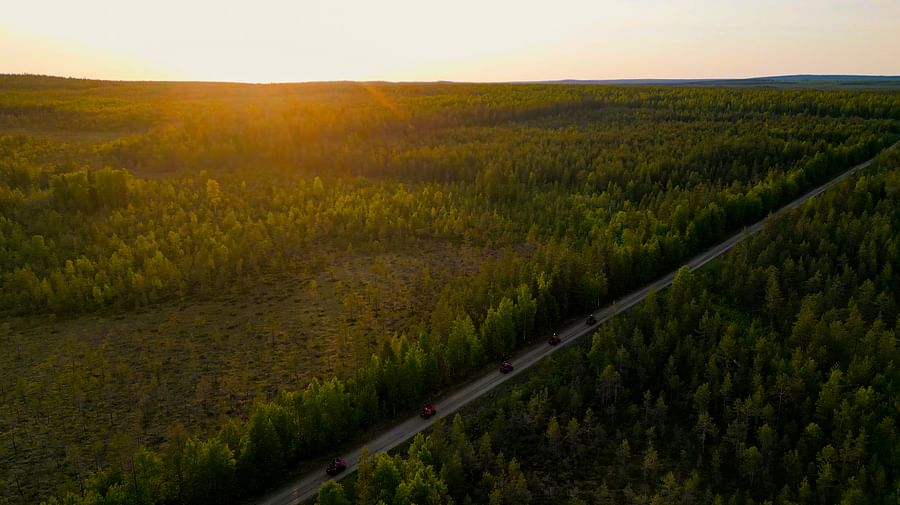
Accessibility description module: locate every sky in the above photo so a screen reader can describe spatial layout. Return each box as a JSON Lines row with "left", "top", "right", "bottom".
{"left": 2, "top": 0, "right": 899, "bottom": 83}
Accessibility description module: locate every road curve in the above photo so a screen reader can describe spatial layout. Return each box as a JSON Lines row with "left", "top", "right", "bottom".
{"left": 255, "top": 140, "right": 898, "bottom": 505}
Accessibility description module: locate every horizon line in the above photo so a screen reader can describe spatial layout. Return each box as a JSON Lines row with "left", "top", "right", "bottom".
{"left": 3, "top": 72, "right": 900, "bottom": 86}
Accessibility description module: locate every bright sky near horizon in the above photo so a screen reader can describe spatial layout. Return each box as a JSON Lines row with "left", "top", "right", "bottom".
{"left": 2, "top": 0, "right": 899, "bottom": 83}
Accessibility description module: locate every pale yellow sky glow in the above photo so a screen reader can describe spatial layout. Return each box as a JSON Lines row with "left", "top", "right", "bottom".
{"left": 2, "top": 0, "right": 899, "bottom": 82}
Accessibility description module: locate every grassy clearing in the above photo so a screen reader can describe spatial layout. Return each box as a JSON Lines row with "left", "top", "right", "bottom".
{"left": 0, "top": 240, "right": 493, "bottom": 502}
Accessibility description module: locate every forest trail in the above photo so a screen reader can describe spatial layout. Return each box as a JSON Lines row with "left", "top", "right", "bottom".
{"left": 255, "top": 139, "right": 899, "bottom": 505}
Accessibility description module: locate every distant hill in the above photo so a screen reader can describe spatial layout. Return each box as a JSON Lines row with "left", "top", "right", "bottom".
{"left": 519, "top": 74, "right": 900, "bottom": 89}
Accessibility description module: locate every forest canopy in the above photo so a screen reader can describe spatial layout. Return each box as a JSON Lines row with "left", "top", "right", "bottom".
{"left": 1, "top": 76, "right": 899, "bottom": 504}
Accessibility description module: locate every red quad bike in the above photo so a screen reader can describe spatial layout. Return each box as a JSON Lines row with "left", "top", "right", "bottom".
{"left": 500, "top": 360, "right": 514, "bottom": 374}
{"left": 586, "top": 314, "right": 598, "bottom": 326}
{"left": 420, "top": 404, "right": 437, "bottom": 419}
{"left": 548, "top": 332, "right": 561, "bottom": 345}
{"left": 326, "top": 457, "right": 347, "bottom": 476}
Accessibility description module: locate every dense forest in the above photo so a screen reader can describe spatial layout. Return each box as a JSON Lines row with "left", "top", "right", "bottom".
{"left": 310, "top": 144, "right": 900, "bottom": 505}
{"left": 1, "top": 76, "right": 899, "bottom": 504}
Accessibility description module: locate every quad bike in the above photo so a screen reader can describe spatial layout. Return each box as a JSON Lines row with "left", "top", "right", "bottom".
{"left": 420, "top": 404, "right": 437, "bottom": 419}
{"left": 326, "top": 457, "right": 347, "bottom": 476}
